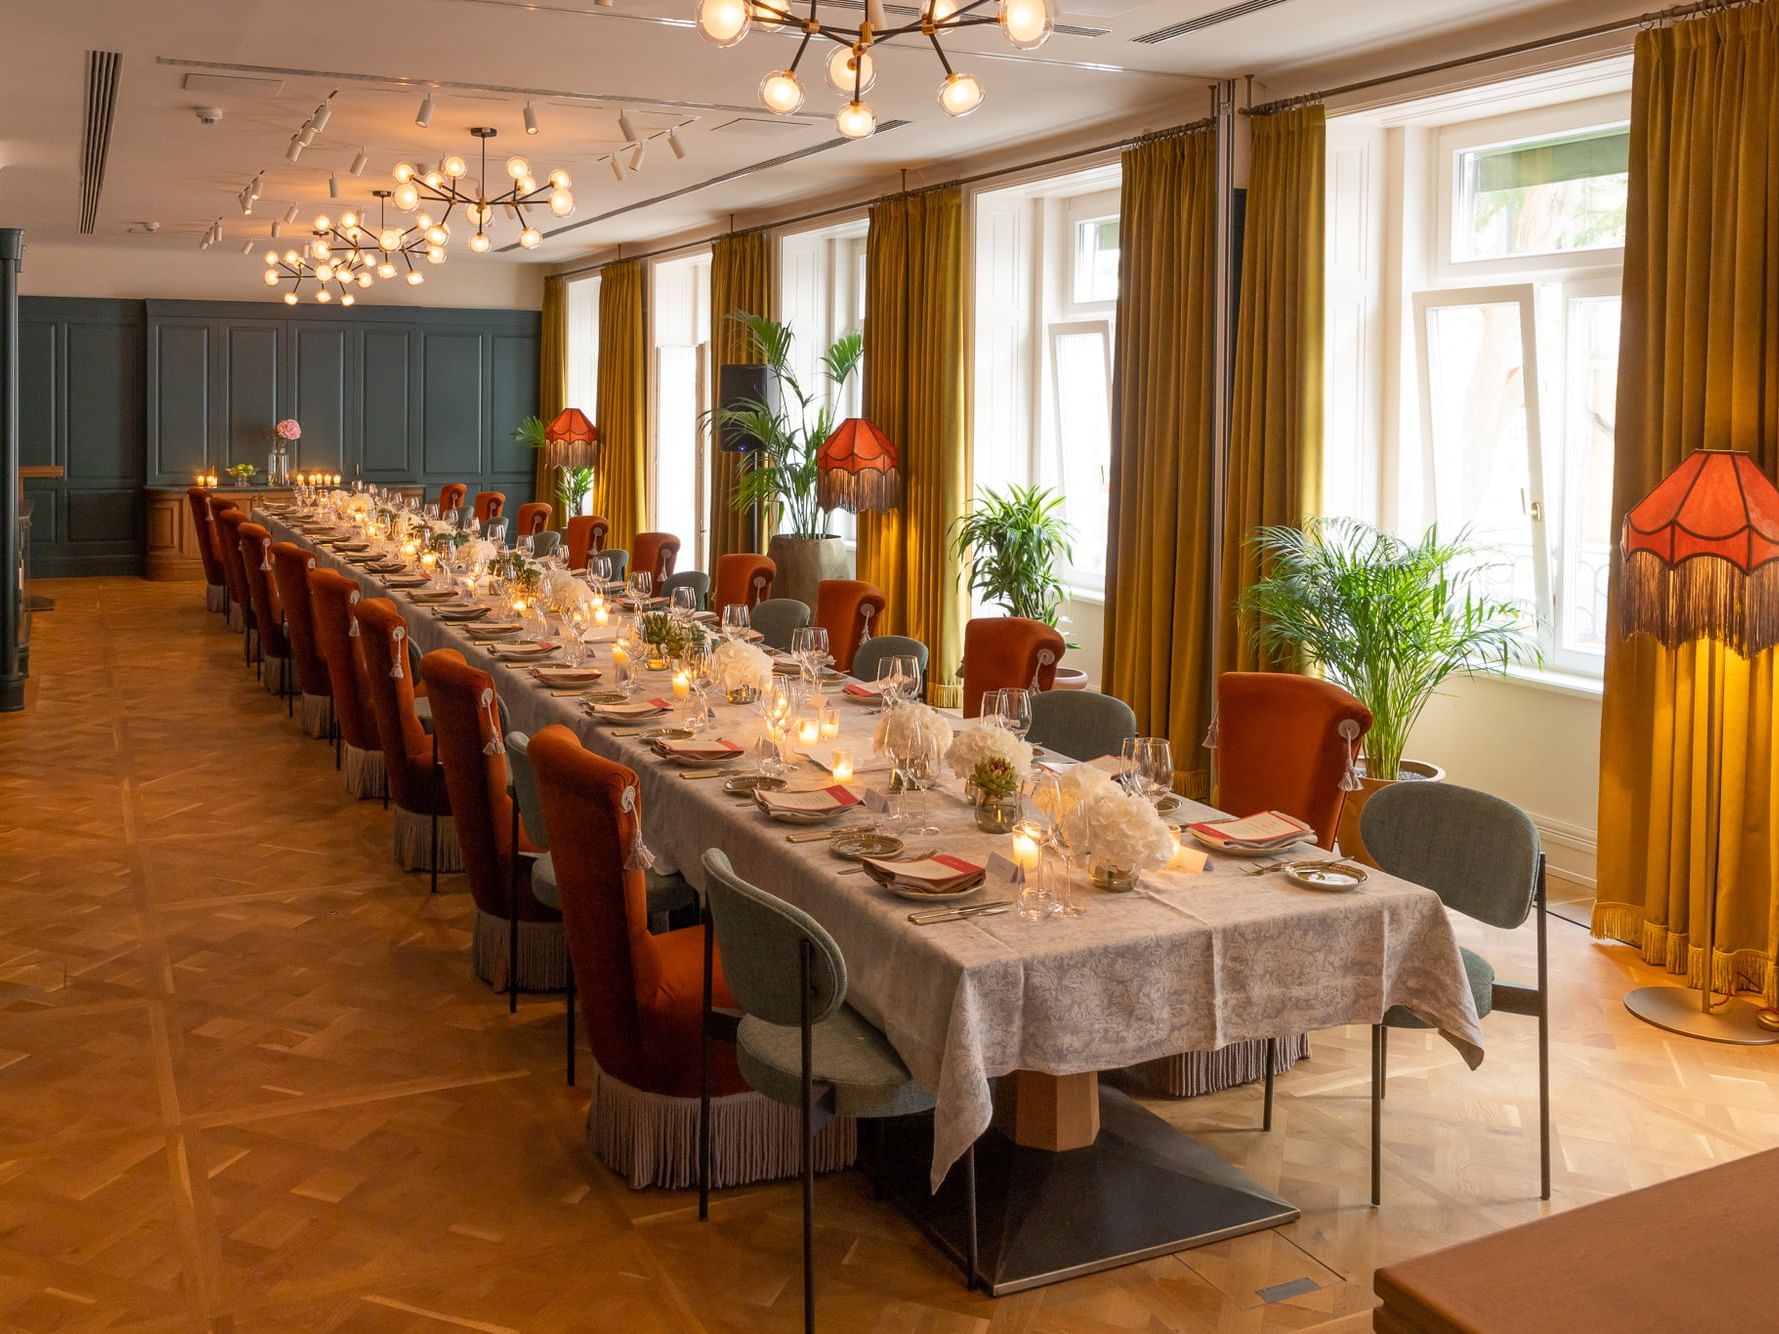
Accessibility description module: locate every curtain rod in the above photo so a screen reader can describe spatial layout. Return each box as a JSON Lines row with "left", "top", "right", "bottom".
{"left": 551, "top": 106, "right": 1217, "bottom": 280}
{"left": 1245, "top": 0, "right": 1757, "bottom": 116}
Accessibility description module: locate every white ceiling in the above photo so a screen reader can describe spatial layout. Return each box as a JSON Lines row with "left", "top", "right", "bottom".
{"left": 0, "top": 0, "right": 1646, "bottom": 301}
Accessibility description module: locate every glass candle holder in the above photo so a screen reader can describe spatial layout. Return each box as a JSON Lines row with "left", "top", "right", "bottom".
{"left": 830, "top": 748, "right": 854, "bottom": 782}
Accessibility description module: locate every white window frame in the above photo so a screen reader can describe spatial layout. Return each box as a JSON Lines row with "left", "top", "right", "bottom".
{"left": 1043, "top": 318, "right": 1114, "bottom": 593}
{"left": 648, "top": 251, "right": 713, "bottom": 567}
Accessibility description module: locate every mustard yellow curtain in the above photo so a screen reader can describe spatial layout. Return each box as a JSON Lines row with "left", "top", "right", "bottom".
{"left": 535, "top": 274, "right": 568, "bottom": 524}
{"left": 860, "top": 187, "right": 968, "bottom": 704}
{"left": 710, "top": 232, "right": 772, "bottom": 562}
{"left": 1102, "top": 129, "right": 1219, "bottom": 797}
{"left": 1593, "top": 1, "right": 1779, "bottom": 1001}
{"left": 1218, "top": 104, "right": 1325, "bottom": 677}
{"left": 592, "top": 259, "right": 647, "bottom": 547}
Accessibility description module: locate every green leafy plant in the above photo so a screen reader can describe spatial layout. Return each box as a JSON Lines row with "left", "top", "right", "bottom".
{"left": 513, "top": 415, "right": 594, "bottom": 517}
{"left": 710, "top": 312, "right": 863, "bottom": 539}
{"left": 947, "top": 485, "right": 1076, "bottom": 626}
{"left": 1239, "top": 517, "right": 1539, "bottom": 781}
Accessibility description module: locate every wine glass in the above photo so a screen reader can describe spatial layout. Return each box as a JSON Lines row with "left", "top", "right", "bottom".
{"left": 1041, "top": 777, "right": 1089, "bottom": 917}
{"left": 874, "top": 655, "right": 902, "bottom": 708}
{"left": 487, "top": 518, "right": 508, "bottom": 545}
{"left": 670, "top": 584, "right": 699, "bottom": 623}
{"left": 626, "top": 570, "right": 653, "bottom": 609}
{"left": 891, "top": 654, "right": 921, "bottom": 706}
{"left": 720, "top": 603, "right": 751, "bottom": 640}
{"left": 591, "top": 554, "right": 612, "bottom": 585}
{"left": 997, "top": 688, "right": 1034, "bottom": 743}
{"left": 899, "top": 729, "right": 943, "bottom": 837}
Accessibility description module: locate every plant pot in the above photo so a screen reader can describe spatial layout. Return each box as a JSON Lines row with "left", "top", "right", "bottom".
{"left": 1337, "top": 758, "right": 1447, "bottom": 867}
{"left": 767, "top": 534, "right": 848, "bottom": 611}
{"left": 1050, "top": 666, "right": 1089, "bottom": 692}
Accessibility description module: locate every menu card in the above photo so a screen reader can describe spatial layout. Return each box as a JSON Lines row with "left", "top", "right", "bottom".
{"left": 755, "top": 785, "right": 862, "bottom": 814}
{"left": 1186, "top": 810, "right": 1313, "bottom": 850}
{"left": 657, "top": 737, "right": 743, "bottom": 760}
{"left": 862, "top": 853, "right": 985, "bottom": 894}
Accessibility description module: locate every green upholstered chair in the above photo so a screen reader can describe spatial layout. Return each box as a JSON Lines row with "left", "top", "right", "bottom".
{"left": 750, "top": 598, "right": 811, "bottom": 652}
{"left": 1028, "top": 689, "right": 1138, "bottom": 760}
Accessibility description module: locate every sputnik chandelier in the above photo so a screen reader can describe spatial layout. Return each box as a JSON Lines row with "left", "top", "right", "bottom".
{"left": 390, "top": 126, "right": 574, "bottom": 253}
{"left": 694, "top": 0, "right": 1058, "bottom": 137}
{"left": 261, "top": 248, "right": 364, "bottom": 306}
{"left": 261, "top": 189, "right": 448, "bottom": 303}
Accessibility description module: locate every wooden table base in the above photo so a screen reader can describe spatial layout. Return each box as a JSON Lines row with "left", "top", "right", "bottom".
{"left": 994, "top": 1070, "right": 1101, "bottom": 1151}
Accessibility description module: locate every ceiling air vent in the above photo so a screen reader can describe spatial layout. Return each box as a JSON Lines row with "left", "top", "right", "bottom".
{"left": 1132, "top": 0, "right": 1293, "bottom": 45}
{"left": 80, "top": 50, "right": 123, "bottom": 235}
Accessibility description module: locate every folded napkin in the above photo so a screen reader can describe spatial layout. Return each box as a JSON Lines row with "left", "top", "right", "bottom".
{"left": 755, "top": 785, "right": 862, "bottom": 815}
{"left": 435, "top": 606, "right": 491, "bottom": 621}
{"left": 590, "top": 699, "right": 672, "bottom": 719}
{"left": 842, "top": 682, "right": 884, "bottom": 698}
{"left": 532, "top": 665, "right": 602, "bottom": 683}
{"left": 861, "top": 853, "right": 984, "bottom": 894}
{"left": 1187, "top": 810, "right": 1313, "bottom": 851}
{"left": 656, "top": 737, "right": 743, "bottom": 761}
{"left": 799, "top": 750, "right": 890, "bottom": 777}
{"left": 489, "top": 641, "right": 557, "bottom": 658}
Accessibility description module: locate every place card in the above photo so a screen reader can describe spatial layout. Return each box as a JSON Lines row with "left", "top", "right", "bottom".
{"left": 985, "top": 851, "right": 1024, "bottom": 888}
{"left": 862, "top": 788, "right": 893, "bottom": 814}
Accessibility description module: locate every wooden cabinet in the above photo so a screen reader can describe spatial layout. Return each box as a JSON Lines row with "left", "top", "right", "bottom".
{"left": 143, "top": 486, "right": 423, "bottom": 581}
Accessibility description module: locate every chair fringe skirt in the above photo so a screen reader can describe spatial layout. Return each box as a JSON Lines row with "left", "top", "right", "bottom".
{"left": 472, "top": 910, "right": 571, "bottom": 992}
{"left": 205, "top": 584, "right": 226, "bottom": 613}
{"left": 343, "top": 743, "right": 387, "bottom": 800}
{"left": 588, "top": 1062, "right": 857, "bottom": 1191}
{"left": 1116, "top": 1035, "right": 1310, "bottom": 1098}
{"left": 300, "top": 693, "right": 330, "bottom": 739}
{"left": 227, "top": 603, "right": 245, "bottom": 633}
{"left": 262, "top": 654, "right": 291, "bottom": 695}
{"left": 391, "top": 806, "right": 462, "bottom": 872}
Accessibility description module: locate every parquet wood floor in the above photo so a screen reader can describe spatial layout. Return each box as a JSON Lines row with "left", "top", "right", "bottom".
{"left": 3, "top": 577, "right": 1777, "bottom": 1333}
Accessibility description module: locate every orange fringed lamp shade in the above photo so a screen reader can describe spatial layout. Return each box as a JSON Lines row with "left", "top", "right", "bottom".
{"left": 1621, "top": 448, "right": 1779, "bottom": 656}
{"left": 543, "top": 407, "right": 599, "bottom": 470}
{"left": 816, "top": 418, "right": 899, "bottom": 513}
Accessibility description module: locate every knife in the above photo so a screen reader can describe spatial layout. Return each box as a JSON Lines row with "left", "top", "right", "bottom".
{"left": 908, "top": 902, "right": 1012, "bottom": 926}
{"left": 785, "top": 826, "right": 872, "bottom": 844}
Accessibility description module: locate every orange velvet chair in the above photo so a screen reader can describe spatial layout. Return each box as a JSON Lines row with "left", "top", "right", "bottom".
{"left": 529, "top": 725, "right": 844, "bottom": 1188}
{"left": 212, "top": 504, "right": 254, "bottom": 645}
{"left": 437, "top": 482, "right": 469, "bottom": 516}
{"left": 712, "top": 553, "right": 776, "bottom": 612}
{"left": 630, "top": 532, "right": 681, "bottom": 585}
{"left": 960, "top": 616, "right": 1064, "bottom": 718}
{"left": 421, "top": 650, "right": 568, "bottom": 995}
{"left": 515, "top": 501, "right": 552, "bottom": 539}
{"left": 566, "top": 516, "right": 611, "bottom": 570}
{"left": 186, "top": 488, "right": 227, "bottom": 613}
{"left": 237, "top": 521, "right": 292, "bottom": 701}
{"left": 269, "top": 542, "right": 333, "bottom": 739}
{"left": 353, "top": 597, "right": 461, "bottom": 884}
{"left": 308, "top": 567, "right": 386, "bottom": 799}
{"left": 472, "top": 491, "right": 506, "bottom": 527}
{"left": 1211, "top": 672, "right": 1373, "bottom": 851}
{"left": 814, "top": 579, "right": 886, "bottom": 674}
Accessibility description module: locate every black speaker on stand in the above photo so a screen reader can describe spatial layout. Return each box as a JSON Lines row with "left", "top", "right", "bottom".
{"left": 718, "top": 364, "right": 774, "bottom": 552}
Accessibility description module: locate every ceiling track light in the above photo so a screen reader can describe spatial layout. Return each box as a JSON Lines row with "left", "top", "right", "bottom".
{"left": 416, "top": 92, "right": 435, "bottom": 128}
{"left": 629, "top": 141, "right": 646, "bottom": 171}
{"left": 610, "top": 155, "right": 625, "bottom": 181}
{"left": 668, "top": 127, "right": 687, "bottom": 159}
{"left": 286, "top": 137, "right": 304, "bottom": 162}
{"left": 241, "top": 239, "right": 254, "bottom": 255}
{"left": 283, "top": 204, "right": 300, "bottom": 224}
{"left": 523, "top": 101, "right": 539, "bottom": 135}
{"left": 351, "top": 147, "right": 369, "bottom": 176}
{"left": 329, "top": 171, "right": 341, "bottom": 199}
{"left": 618, "top": 108, "right": 640, "bottom": 144}
{"left": 311, "top": 100, "right": 332, "bottom": 132}
{"left": 272, "top": 221, "right": 283, "bottom": 238}
{"left": 387, "top": 126, "right": 572, "bottom": 257}
{"left": 693, "top": 0, "right": 1049, "bottom": 135}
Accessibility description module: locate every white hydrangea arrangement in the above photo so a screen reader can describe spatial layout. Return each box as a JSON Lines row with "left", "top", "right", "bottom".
{"left": 540, "top": 567, "right": 589, "bottom": 610}
{"left": 872, "top": 701, "right": 954, "bottom": 759}
{"left": 1036, "top": 764, "right": 1174, "bottom": 871}
{"left": 709, "top": 638, "right": 775, "bottom": 695}
{"left": 946, "top": 724, "right": 1036, "bottom": 798}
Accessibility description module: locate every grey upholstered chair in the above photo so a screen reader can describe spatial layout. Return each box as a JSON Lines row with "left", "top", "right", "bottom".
{"left": 850, "top": 634, "right": 929, "bottom": 694}
{"left": 750, "top": 597, "right": 812, "bottom": 651}
{"left": 1360, "top": 780, "right": 1549, "bottom": 1204}
{"left": 595, "top": 547, "right": 629, "bottom": 583}
{"left": 697, "top": 850, "right": 975, "bottom": 1327}
{"left": 526, "top": 530, "right": 562, "bottom": 558}
{"left": 1027, "top": 689, "right": 1137, "bottom": 760}
{"left": 661, "top": 569, "right": 710, "bottom": 612}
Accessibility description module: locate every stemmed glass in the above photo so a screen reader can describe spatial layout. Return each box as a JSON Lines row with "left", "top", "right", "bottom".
{"left": 890, "top": 654, "right": 920, "bottom": 706}
{"left": 670, "top": 585, "right": 699, "bottom": 623}
{"left": 997, "top": 688, "right": 1034, "bottom": 743}
{"left": 791, "top": 627, "right": 831, "bottom": 691}
{"left": 591, "top": 554, "right": 612, "bottom": 585}
{"left": 626, "top": 570, "right": 653, "bottom": 609}
{"left": 720, "top": 603, "right": 751, "bottom": 640}
{"left": 874, "top": 655, "right": 904, "bottom": 709}
{"left": 1121, "top": 736, "right": 1175, "bottom": 803}
{"left": 1034, "top": 775, "right": 1089, "bottom": 917}
{"left": 893, "top": 728, "right": 942, "bottom": 837}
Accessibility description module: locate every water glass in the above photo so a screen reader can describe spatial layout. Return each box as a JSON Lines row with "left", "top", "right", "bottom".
{"left": 998, "top": 688, "right": 1034, "bottom": 742}
{"left": 720, "top": 603, "right": 751, "bottom": 639}
{"left": 1017, "top": 852, "right": 1066, "bottom": 922}
{"left": 627, "top": 570, "right": 653, "bottom": 607}
{"left": 670, "top": 585, "right": 699, "bottom": 622}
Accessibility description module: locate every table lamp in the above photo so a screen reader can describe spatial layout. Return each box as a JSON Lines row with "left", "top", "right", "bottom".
{"left": 816, "top": 417, "right": 899, "bottom": 513}
{"left": 1619, "top": 447, "right": 1779, "bottom": 1044}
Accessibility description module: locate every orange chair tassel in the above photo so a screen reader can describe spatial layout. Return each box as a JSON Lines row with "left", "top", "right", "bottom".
{"left": 390, "top": 626, "right": 405, "bottom": 678}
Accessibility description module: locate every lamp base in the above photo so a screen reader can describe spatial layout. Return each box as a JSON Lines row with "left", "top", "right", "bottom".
{"left": 1624, "top": 986, "right": 1779, "bottom": 1045}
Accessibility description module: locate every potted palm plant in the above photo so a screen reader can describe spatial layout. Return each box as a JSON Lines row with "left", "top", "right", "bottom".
{"left": 711, "top": 312, "right": 863, "bottom": 608}
{"left": 948, "top": 484, "right": 1086, "bottom": 686}
{"left": 513, "top": 417, "right": 594, "bottom": 517}
{"left": 1239, "top": 517, "right": 1538, "bottom": 860}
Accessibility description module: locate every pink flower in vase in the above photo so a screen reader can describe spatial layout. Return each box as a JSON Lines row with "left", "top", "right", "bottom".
{"left": 274, "top": 419, "right": 302, "bottom": 441}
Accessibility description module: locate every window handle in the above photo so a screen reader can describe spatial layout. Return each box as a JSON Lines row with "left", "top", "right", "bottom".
{"left": 1529, "top": 498, "right": 1543, "bottom": 522}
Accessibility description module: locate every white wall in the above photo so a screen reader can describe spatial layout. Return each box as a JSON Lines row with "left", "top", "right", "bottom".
{"left": 18, "top": 238, "right": 545, "bottom": 310}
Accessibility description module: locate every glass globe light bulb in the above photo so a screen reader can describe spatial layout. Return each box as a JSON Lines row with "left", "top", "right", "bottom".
{"left": 469, "top": 231, "right": 492, "bottom": 254}
{"left": 759, "top": 69, "right": 804, "bottom": 115}
{"left": 316, "top": 289, "right": 332, "bottom": 303}
{"left": 504, "top": 155, "right": 528, "bottom": 181}
{"left": 263, "top": 249, "right": 279, "bottom": 266}
{"left": 315, "top": 262, "right": 334, "bottom": 282}
{"left": 377, "top": 260, "right": 397, "bottom": 279}
{"left": 427, "top": 244, "right": 447, "bottom": 264}
{"left": 310, "top": 239, "right": 330, "bottom": 260}
{"left": 263, "top": 269, "right": 280, "bottom": 286}
{"left": 998, "top": 0, "right": 1054, "bottom": 49}
{"left": 283, "top": 249, "right": 300, "bottom": 266}
{"left": 695, "top": 0, "right": 750, "bottom": 46}
{"left": 283, "top": 291, "right": 299, "bottom": 305}
{"left": 340, "top": 210, "right": 359, "bottom": 229}
{"left": 549, "top": 168, "right": 572, "bottom": 189}
{"left": 519, "top": 226, "right": 542, "bottom": 249}
{"left": 415, "top": 211, "right": 434, "bottom": 229}
{"left": 425, "top": 224, "right": 449, "bottom": 245}
{"left": 927, "top": 0, "right": 958, "bottom": 19}
{"left": 314, "top": 214, "right": 331, "bottom": 232}
{"left": 548, "top": 188, "right": 575, "bottom": 218}
{"left": 443, "top": 155, "right": 467, "bottom": 179}
{"left": 393, "top": 161, "right": 416, "bottom": 183}
{"left": 357, "top": 270, "right": 374, "bottom": 286}
{"left": 378, "top": 227, "right": 403, "bottom": 250}
{"left": 407, "top": 270, "right": 424, "bottom": 285}
{"left": 392, "top": 182, "right": 420, "bottom": 211}
{"left": 423, "top": 170, "right": 444, "bottom": 188}
{"left": 826, "top": 46, "right": 876, "bottom": 96}
{"left": 938, "top": 71, "right": 984, "bottom": 116}
{"left": 340, "top": 293, "right": 355, "bottom": 307}
{"left": 836, "top": 99, "right": 876, "bottom": 140}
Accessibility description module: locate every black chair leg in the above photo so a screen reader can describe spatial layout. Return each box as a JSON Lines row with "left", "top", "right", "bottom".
{"left": 1536, "top": 853, "right": 1551, "bottom": 1202}
{"left": 564, "top": 964, "right": 576, "bottom": 1086}
{"left": 1379, "top": 1024, "right": 1388, "bottom": 1097}
{"left": 1263, "top": 1036, "right": 1276, "bottom": 1131}
{"left": 799, "top": 938, "right": 816, "bottom": 1334}
{"left": 698, "top": 903, "right": 714, "bottom": 1222}
{"left": 1371, "top": 1024, "right": 1383, "bottom": 1207}
{"left": 430, "top": 811, "right": 439, "bottom": 895}
{"left": 508, "top": 805, "right": 520, "bottom": 1015}
{"left": 964, "top": 1141, "right": 979, "bottom": 1292}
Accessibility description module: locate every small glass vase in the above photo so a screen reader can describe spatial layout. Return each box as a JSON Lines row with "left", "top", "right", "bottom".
{"left": 267, "top": 442, "right": 289, "bottom": 486}
{"left": 726, "top": 684, "right": 759, "bottom": 705}
{"left": 1089, "top": 860, "right": 1139, "bottom": 892}
{"left": 972, "top": 789, "right": 1020, "bottom": 834}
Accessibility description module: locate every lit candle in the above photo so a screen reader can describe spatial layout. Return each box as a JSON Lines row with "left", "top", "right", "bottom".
{"left": 511, "top": 597, "right": 528, "bottom": 615}
{"left": 819, "top": 705, "right": 840, "bottom": 740}
{"left": 1011, "top": 829, "right": 1042, "bottom": 872}
{"left": 593, "top": 605, "right": 609, "bottom": 628}
{"left": 830, "top": 749, "right": 854, "bottom": 782}
{"left": 420, "top": 552, "right": 437, "bottom": 572}
{"left": 672, "top": 669, "right": 692, "bottom": 700}
{"left": 612, "top": 642, "right": 631, "bottom": 669}
{"left": 402, "top": 540, "right": 420, "bottom": 559}
{"left": 796, "top": 716, "right": 821, "bottom": 746}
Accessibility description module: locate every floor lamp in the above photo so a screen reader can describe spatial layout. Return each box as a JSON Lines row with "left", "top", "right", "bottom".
{"left": 1619, "top": 448, "right": 1779, "bottom": 1045}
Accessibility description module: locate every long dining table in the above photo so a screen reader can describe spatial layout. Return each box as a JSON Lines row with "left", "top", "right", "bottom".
{"left": 262, "top": 507, "right": 1487, "bottom": 1295}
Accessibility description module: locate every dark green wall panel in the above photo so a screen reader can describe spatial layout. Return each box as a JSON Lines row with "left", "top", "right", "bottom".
{"left": 291, "top": 323, "right": 352, "bottom": 477}
{"left": 420, "top": 331, "right": 484, "bottom": 476}
{"left": 66, "top": 321, "right": 142, "bottom": 481}
{"left": 149, "top": 319, "right": 212, "bottom": 481}
{"left": 19, "top": 322, "right": 57, "bottom": 471}
{"left": 360, "top": 328, "right": 413, "bottom": 475}
{"left": 222, "top": 322, "right": 281, "bottom": 471}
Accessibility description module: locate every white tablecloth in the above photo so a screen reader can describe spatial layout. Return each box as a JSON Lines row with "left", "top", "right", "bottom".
{"left": 266, "top": 510, "right": 1486, "bottom": 1190}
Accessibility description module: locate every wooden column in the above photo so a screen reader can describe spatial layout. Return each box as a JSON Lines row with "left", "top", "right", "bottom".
{"left": 994, "top": 1070, "right": 1102, "bottom": 1151}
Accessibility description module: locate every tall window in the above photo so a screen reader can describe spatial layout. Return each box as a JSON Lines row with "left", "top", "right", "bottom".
{"left": 973, "top": 165, "right": 1120, "bottom": 599}
{"left": 779, "top": 220, "right": 866, "bottom": 546}
{"left": 565, "top": 273, "right": 600, "bottom": 420}
{"left": 1326, "top": 87, "right": 1625, "bottom": 678}
{"left": 650, "top": 252, "right": 712, "bottom": 565}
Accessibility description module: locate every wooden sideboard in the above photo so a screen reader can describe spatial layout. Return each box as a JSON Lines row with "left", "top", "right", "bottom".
{"left": 143, "top": 486, "right": 426, "bottom": 581}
